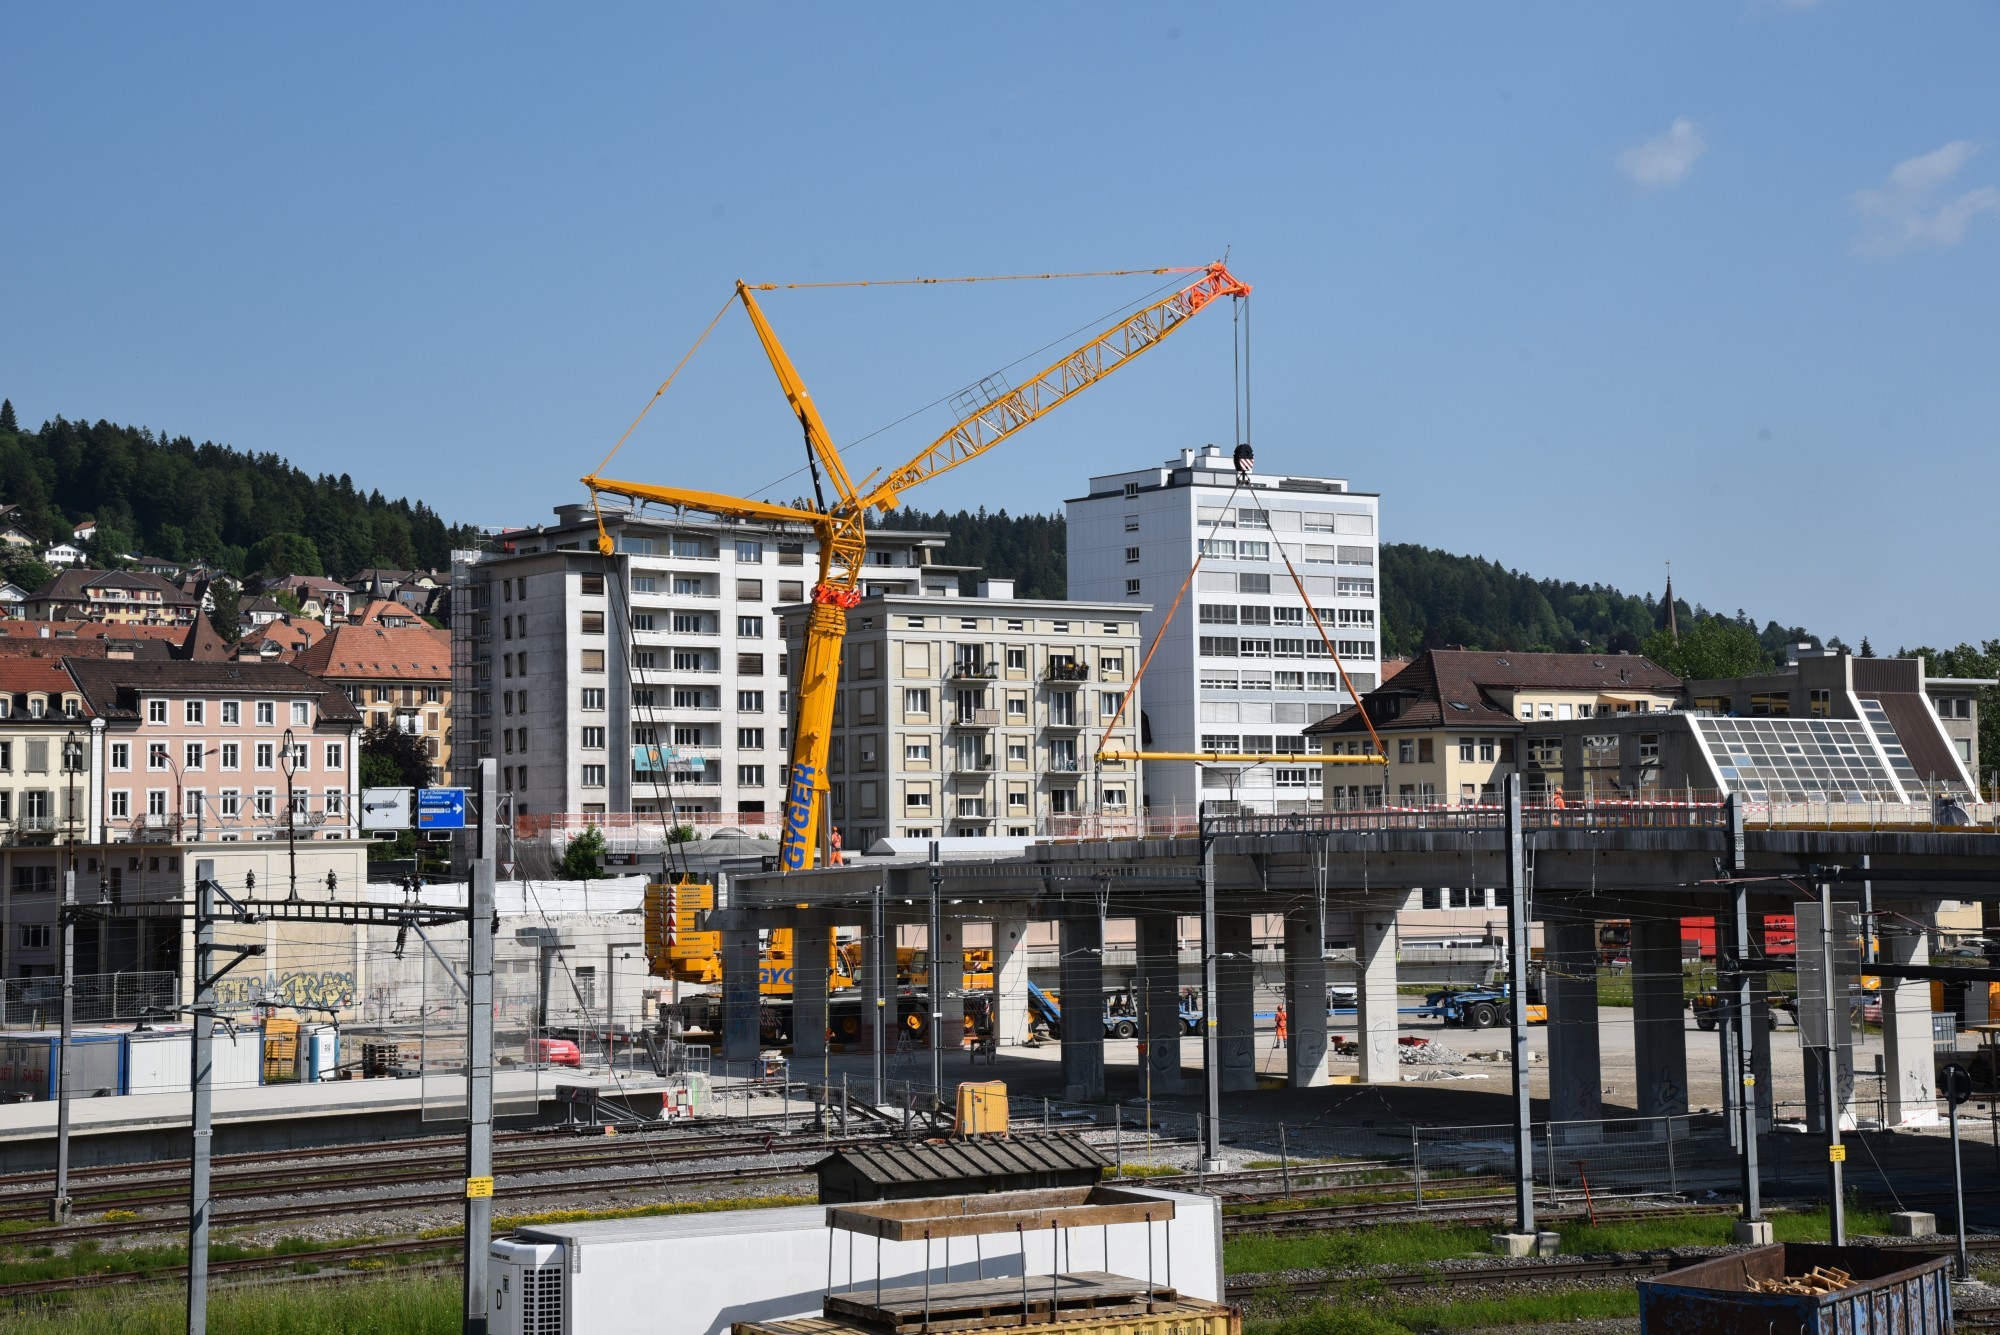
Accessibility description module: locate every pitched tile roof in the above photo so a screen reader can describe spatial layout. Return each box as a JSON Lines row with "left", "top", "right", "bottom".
{"left": 63, "top": 658, "right": 362, "bottom": 722}
{"left": 28, "top": 568, "right": 196, "bottom": 604}
{"left": 1308, "top": 649, "right": 1681, "bottom": 736}
{"left": 293, "top": 623, "right": 450, "bottom": 681}
{"left": 0, "top": 656, "right": 92, "bottom": 715}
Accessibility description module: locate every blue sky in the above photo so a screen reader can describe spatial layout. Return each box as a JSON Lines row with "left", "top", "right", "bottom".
{"left": 3, "top": 4, "right": 1995, "bottom": 651}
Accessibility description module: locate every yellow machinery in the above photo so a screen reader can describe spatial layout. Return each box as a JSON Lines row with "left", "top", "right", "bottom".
{"left": 586, "top": 265, "right": 1252, "bottom": 872}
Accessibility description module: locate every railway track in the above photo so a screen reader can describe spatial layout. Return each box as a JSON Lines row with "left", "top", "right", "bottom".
{"left": 0, "top": 1127, "right": 857, "bottom": 1224}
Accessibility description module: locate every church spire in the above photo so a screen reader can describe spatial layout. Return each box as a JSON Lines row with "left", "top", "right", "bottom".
{"left": 1664, "top": 560, "right": 1679, "bottom": 643}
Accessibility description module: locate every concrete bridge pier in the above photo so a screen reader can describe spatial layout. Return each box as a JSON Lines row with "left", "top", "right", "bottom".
{"left": 1545, "top": 915, "right": 1603, "bottom": 1125}
{"left": 1285, "top": 909, "right": 1331, "bottom": 1087}
{"left": 1137, "top": 912, "right": 1184, "bottom": 1095}
{"left": 1356, "top": 909, "right": 1400, "bottom": 1084}
{"left": 1631, "top": 918, "right": 1689, "bottom": 1123}
{"left": 1059, "top": 913, "right": 1105, "bottom": 1100}
{"left": 721, "top": 923, "right": 761, "bottom": 1063}
{"left": 792, "top": 919, "right": 832, "bottom": 1060}
{"left": 1216, "top": 911, "right": 1257, "bottom": 1092}
{"left": 1880, "top": 908, "right": 1939, "bottom": 1127}
{"left": 934, "top": 917, "right": 965, "bottom": 1052}
{"left": 991, "top": 911, "right": 1030, "bottom": 1046}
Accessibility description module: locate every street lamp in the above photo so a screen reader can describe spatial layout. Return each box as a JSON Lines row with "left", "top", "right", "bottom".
{"left": 62, "top": 732, "right": 82, "bottom": 874}
{"left": 280, "top": 727, "right": 299, "bottom": 901}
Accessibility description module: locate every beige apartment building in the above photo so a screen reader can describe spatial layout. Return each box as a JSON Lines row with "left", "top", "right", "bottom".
{"left": 1308, "top": 649, "right": 1682, "bottom": 805}
{"left": 789, "top": 579, "right": 1145, "bottom": 848}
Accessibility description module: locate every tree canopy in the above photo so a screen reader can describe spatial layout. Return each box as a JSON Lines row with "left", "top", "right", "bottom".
{"left": 0, "top": 407, "right": 478, "bottom": 580}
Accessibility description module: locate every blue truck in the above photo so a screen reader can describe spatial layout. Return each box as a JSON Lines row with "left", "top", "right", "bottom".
{"left": 1025, "top": 982, "right": 1202, "bottom": 1040}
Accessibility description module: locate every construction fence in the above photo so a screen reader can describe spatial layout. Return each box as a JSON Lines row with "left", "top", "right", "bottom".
{"left": 1, "top": 971, "right": 179, "bottom": 1028}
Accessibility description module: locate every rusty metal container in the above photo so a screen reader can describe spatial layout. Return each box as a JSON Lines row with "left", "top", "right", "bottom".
{"left": 1638, "top": 1242, "right": 1952, "bottom": 1334}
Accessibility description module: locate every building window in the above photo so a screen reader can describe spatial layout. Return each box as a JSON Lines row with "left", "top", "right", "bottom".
{"left": 738, "top": 689, "right": 764, "bottom": 711}
{"left": 148, "top": 743, "right": 170, "bottom": 771}
{"left": 905, "top": 740, "right": 931, "bottom": 764}
{"left": 738, "top": 653, "right": 764, "bottom": 675}
{"left": 184, "top": 742, "right": 205, "bottom": 770}
{"left": 1809, "top": 688, "right": 1831, "bottom": 717}
{"left": 581, "top": 610, "right": 605, "bottom": 634}
{"left": 581, "top": 764, "right": 607, "bottom": 787}
{"left": 185, "top": 700, "right": 205, "bottom": 725}
{"left": 109, "top": 790, "right": 130, "bottom": 818}
{"left": 1638, "top": 733, "right": 1661, "bottom": 762}
{"left": 108, "top": 742, "right": 129, "bottom": 771}
{"left": 735, "top": 540, "right": 763, "bottom": 563}
{"left": 581, "top": 726, "right": 607, "bottom": 749}
{"left": 1124, "top": 547, "right": 1141, "bottom": 563}
{"left": 738, "top": 765, "right": 765, "bottom": 787}
{"left": 1397, "top": 739, "right": 1415, "bottom": 764}
{"left": 1458, "top": 737, "right": 1474, "bottom": 763}
{"left": 291, "top": 702, "right": 309, "bottom": 725}
{"left": 581, "top": 573, "right": 605, "bottom": 596}
{"left": 147, "top": 699, "right": 168, "bottom": 724}
{"left": 581, "top": 688, "right": 606, "bottom": 711}
{"left": 738, "top": 616, "right": 764, "bottom": 638}
{"left": 1123, "top": 515, "right": 1139, "bottom": 532}
{"left": 904, "top": 688, "right": 931, "bottom": 717}
{"left": 738, "top": 727, "right": 764, "bottom": 749}
{"left": 905, "top": 789, "right": 932, "bottom": 813}
{"left": 581, "top": 649, "right": 606, "bottom": 673}
{"left": 1125, "top": 579, "right": 1141, "bottom": 596}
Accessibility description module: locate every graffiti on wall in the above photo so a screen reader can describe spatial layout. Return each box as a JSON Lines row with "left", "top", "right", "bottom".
{"left": 215, "top": 971, "right": 357, "bottom": 1014}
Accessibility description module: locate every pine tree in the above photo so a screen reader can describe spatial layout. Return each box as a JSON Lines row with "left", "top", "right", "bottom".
{"left": 0, "top": 399, "right": 14, "bottom": 434}
{"left": 1859, "top": 637, "right": 1876, "bottom": 658}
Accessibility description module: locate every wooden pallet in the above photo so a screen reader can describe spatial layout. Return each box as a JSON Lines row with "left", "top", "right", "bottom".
{"left": 1747, "top": 1264, "right": 1853, "bottom": 1296}
{"left": 822, "top": 1270, "right": 1175, "bottom": 1333}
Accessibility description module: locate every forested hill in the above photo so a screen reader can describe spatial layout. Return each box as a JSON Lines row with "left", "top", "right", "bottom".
{"left": 878, "top": 506, "right": 1820, "bottom": 663}
{"left": 0, "top": 402, "right": 479, "bottom": 580}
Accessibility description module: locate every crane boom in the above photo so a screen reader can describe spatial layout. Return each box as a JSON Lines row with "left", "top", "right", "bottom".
{"left": 581, "top": 263, "right": 1250, "bottom": 872}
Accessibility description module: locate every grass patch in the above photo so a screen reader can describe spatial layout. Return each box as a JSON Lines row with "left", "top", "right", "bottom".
{"left": 1247, "top": 1287, "right": 1644, "bottom": 1334}
{"left": 1227, "top": 1204, "right": 1892, "bottom": 1278}
{"left": 6, "top": 1271, "right": 461, "bottom": 1333}
{"left": 1106, "top": 1164, "right": 1182, "bottom": 1179}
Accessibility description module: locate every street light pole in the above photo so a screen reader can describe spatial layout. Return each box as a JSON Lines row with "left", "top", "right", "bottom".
{"left": 281, "top": 728, "right": 298, "bottom": 901}
{"left": 51, "top": 731, "right": 82, "bottom": 1222}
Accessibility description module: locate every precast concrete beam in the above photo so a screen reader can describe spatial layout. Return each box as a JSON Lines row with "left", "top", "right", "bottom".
{"left": 1545, "top": 916, "right": 1602, "bottom": 1125}
{"left": 1059, "top": 915, "right": 1105, "bottom": 1100}
{"left": 1284, "top": 910, "right": 1331, "bottom": 1088}
{"left": 1217, "top": 911, "right": 1256, "bottom": 1092}
{"left": 792, "top": 922, "right": 831, "bottom": 1060}
{"left": 1138, "top": 913, "right": 1183, "bottom": 1095}
{"left": 1881, "top": 909, "right": 1939, "bottom": 1127}
{"left": 1630, "top": 918, "right": 1688, "bottom": 1122}
{"left": 1356, "top": 910, "right": 1399, "bottom": 1085}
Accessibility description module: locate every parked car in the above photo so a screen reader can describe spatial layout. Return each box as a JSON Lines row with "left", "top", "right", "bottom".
{"left": 534, "top": 1038, "right": 582, "bottom": 1067}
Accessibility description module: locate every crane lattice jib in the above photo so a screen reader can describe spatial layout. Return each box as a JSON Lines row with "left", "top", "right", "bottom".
{"left": 852, "top": 264, "right": 1250, "bottom": 519}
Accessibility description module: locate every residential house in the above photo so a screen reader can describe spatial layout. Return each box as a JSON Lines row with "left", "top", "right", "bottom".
{"left": 0, "top": 505, "right": 34, "bottom": 551}
{"left": 71, "top": 520, "right": 97, "bottom": 545}
{"left": 0, "top": 583, "right": 27, "bottom": 612}
{"left": 25, "top": 569, "right": 200, "bottom": 625}
{"left": 42, "top": 542, "right": 83, "bottom": 569}
{"left": 294, "top": 622, "right": 453, "bottom": 769}
{"left": 126, "top": 554, "right": 183, "bottom": 578}
{"left": 269, "top": 575, "right": 353, "bottom": 622}
{"left": 1305, "top": 649, "right": 1682, "bottom": 807}
{"left": 349, "top": 598, "right": 419, "bottom": 629}
{"left": 238, "top": 596, "right": 287, "bottom": 634}
{"left": 236, "top": 616, "right": 328, "bottom": 662}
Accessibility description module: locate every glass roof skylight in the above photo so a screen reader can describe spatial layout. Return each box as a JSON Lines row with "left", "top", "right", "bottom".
{"left": 1689, "top": 716, "right": 1907, "bottom": 803}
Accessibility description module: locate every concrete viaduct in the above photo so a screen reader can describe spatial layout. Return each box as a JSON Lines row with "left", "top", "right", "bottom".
{"left": 716, "top": 797, "right": 2000, "bottom": 1138}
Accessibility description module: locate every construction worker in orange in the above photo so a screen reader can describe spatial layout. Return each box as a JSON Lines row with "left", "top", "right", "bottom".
{"left": 829, "top": 827, "right": 844, "bottom": 866}
{"left": 1274, "top": 1004, "right": 1289, "bottom": 1050}
{"left": 1548, "top": 787, "right": 1566, "bottom": 828}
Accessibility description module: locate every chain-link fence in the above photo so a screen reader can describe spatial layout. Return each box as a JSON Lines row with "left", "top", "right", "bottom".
{"left": 2, "top": 971, "right": 179, "bottom": 1027}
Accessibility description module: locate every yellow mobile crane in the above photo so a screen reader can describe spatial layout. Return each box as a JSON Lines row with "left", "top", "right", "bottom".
{"left": 585, "top": 264, "right": 1251, "bottom": 872}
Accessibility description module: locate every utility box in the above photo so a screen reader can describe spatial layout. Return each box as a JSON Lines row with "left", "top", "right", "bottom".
{"left": 1638, "top": 1242, "right": 1951, "bottom": 1334}
{"left": 957, "top": 1080, "right": 1009, "bottom": 1136}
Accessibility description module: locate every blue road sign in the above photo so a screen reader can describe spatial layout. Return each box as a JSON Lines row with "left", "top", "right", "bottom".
{"left": 416, "top": 787, "right": 467, "bottom": 830}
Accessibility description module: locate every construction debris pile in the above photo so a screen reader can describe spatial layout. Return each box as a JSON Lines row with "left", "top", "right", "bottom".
{"left": 1747, "top": 1265, "right": 1853, "bottom": 1296}
{"left": 1399, "top": 1038, "right": 1465, "bottom": 1065}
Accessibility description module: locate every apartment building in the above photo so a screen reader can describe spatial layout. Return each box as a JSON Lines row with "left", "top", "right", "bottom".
{"left": 449, "top": 504, "right": 947, "bottom": 830}
{"left": 1067, "top": 444, "right": 1382, "bottom": 814}
{"left": 782, "top": 578, "right": 1144, "bottom": 848}
{"left": 294, "top": 622, "right": 453, "bottom": 771}
{"left": 23, "top": 569, "right": 200, "bottom": 625}
{"left": 64, "top": 659, "right": 363, "bottom": 844}
{"left": 1305, "top": 649, "right": 1683, "bottom": 804}
{"left": 0, "top": 657, "right": 95, "bottom": 982}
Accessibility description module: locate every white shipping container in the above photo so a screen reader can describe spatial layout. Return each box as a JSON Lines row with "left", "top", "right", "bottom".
{"left": 497, "top": 1188, "right": 1219, "bottom": 1335}
{"left": 122, "top": 1027, "right": 262, "bottom": 1095}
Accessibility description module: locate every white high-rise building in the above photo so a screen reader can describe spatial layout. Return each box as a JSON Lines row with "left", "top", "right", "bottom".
{"left": 450, "top": 503, "right": 945, "bottom": 837}
{"left": 1066, "top": 445, "right": 1383, "bottom": 815}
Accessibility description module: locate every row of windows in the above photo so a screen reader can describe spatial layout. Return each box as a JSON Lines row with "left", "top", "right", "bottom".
{"left": 144, "top": 699, "right": 310, "bottom": 727}
{"left": 348, "top": 684, "right": 443, "bottom": 706}
{"left": 1197, "top": 604, "right": 1374, "bottom": 627}
{"left": 1198, "top": 636, "right": 1376, "bottom": 659}
{"left": 1193, "top": 506, "right": 1375, "bottom": 535}
{"left": 886, "top": 688, "right": 1124, "bottom": 724}
{"left": 1199, "top": 670, "right": 1353, "bottom": 692}
{"left": 105, "top": 787, "right": 346, "bottom": 819}
{"left": 107, "top": 740, "right": 343, "bottom": 772}
{"left": 0, "top": 694, "right": 82, "bottom": 719}
{"left": 1514, "top": 700, "right": 1651, "bottom": 720}
{"left": 900, "top": 616, "right": 1130, "bottom": 636}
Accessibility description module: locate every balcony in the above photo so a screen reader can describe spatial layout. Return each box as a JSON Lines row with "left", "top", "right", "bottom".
{"left": 1043, "top": 716, "right": 1083, "bottom": 732}
{"left": 1047, "top": 758, "right": 1081, "bottom": 773}
{"left": 950, "top": 710, "right": 999, "bottom": 730}
{"left": 947, "top": 757, "right": 996, "bottom": 775}
{"left": 1044, "top": 662, "right": 1091, "bottom": 683}
{"left": 950, "top": 663, "right": 998, "bottom": 680}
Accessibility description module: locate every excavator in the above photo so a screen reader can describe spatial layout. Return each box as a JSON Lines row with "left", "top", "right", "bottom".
{"left": 585, "top": 263, "right": 1251, "bottom": 873}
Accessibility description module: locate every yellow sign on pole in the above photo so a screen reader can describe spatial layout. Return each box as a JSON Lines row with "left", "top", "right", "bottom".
{"left": 466, "top": 1176, "right": 495, "bottom": 1198}
{"left": 1827, "top": 1145, "right": 1847, "bottom": 1164}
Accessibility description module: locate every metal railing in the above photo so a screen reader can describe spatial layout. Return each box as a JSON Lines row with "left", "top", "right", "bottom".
{"left": 2, "top": 971, "right": 180, "bottom": 1027}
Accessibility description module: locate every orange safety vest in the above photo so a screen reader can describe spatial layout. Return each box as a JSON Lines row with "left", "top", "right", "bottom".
{"left": 829, "top": 827, "right": 844, "bottom": 865}
{"left": 1274, "top": 1006, "right": 1288, "bottom": 1039}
